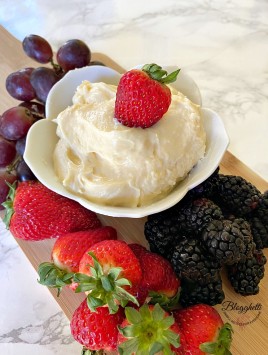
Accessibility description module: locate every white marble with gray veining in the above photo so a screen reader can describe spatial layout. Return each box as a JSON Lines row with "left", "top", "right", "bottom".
{"left": 0, "top": 0, "right": 268, "bottom": 353}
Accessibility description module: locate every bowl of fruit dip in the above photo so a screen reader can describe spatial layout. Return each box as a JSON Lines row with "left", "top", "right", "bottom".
{"left": 24, "top": 64, "right": 229, "bottom": 218}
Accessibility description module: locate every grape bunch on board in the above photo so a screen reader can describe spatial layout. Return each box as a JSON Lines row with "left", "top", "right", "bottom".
{"left": 0, "top": 34, "right": 105, "bottom": 209}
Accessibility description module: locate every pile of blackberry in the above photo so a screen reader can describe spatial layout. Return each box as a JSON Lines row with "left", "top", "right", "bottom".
{"left": 144, "top": 169, "right": 267, "bottom": 307}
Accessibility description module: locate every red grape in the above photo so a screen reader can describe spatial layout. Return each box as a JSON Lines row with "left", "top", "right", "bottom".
{"left": 0, "top": 106, "right": 35, "bottom": 140}
{"left": 15, "top": 137, "right": 27, "bottom": 156}
{"left": 22, "top": 34, "right": 53, "bottom": 64}
{"left": 19, "top": 101, "right": 45, "bottom": 120}
{"left": 16, "top": 160, "right": 36, "bottom": 182}
{"left": 0, "top": 136, "right": 16, "bottom": 167}
{"left": 6, "top": 68, "right": 36, "bottom": 101}
{"left": 0, "top": 170, "right": 17, "bottom": 210}
{"left": 30, "top": 67, "right": 60, "bottom": 103}
{"left": 56, "top": 39, "right": 91, "bottom": 72}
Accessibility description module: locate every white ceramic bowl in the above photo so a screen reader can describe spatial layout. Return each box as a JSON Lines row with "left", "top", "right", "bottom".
{"left": 24, "top": 65, "right": 229, "bottom": 218}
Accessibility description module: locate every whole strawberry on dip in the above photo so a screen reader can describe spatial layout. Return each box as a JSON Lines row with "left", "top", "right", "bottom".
{"left": 53, "top": 64, "right": 206, "bottom": 207}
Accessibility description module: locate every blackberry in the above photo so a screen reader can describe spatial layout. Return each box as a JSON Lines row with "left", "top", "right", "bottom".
{"left": 170, "top": 236, "right": 221, "bottom": 285}
{"left": 247, "top": 216, "right": 268, "bottom": 249}
{"left": 144, "top": 205, "right": 186, "bottom": 257}
{"left": 254, "top": 190, "right": 268, "bottom": 227}
{"left": 227, "top": 249, "right": 267, "bottom": 295}
{"left": 179, "top": 276, "right": 225, "bottom": 307}
{"left": 201, "top": 218, "right": 255, "bottom": 265}
{"left": 188, "top": 166, "right": 220, "bottom": 199}
{"left": 214, "top": 174, "right": 261, "bottom": 216}
{"left": 173, "top": 197, "right": 223, "bottom": 234}
{"left": 144, "top": 195, "right": 223, "bottom": 258}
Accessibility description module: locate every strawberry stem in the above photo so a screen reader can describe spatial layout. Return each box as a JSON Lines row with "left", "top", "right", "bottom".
{"left": 142, "top": 63, "right": 180, "bottom": 84}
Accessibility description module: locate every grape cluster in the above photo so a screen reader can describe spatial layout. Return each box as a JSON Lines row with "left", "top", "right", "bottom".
{"left": 0, "top": 34, "right": 104, "bottom": 209}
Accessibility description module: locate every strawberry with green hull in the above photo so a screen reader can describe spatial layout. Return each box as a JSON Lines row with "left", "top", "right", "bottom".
{"left": 70, "top": 298, "right": 125, "bottom": 354}
{"left": 3, "top": 180, "right": 101, "bottom": 240}
{"left": 173, "top": 304, "right": 233, "bottom": 355}
{"left": 39, "top": 238, "right": 142, "bottom": 313}
{"left": 129, "top": 243, "right": 181, "bottom": 309}
{"left": 52, "top": 227, "right": 117, "bottom": 273}
{"left": 38, "top": 226, "right": 117, "bottom": 294}
{"left": 118, "top": 303, "right": 182, "bottom": 355}
{"left": 115, "top": 63, "right": 180, "bottom": 128}
{"left": 74, "top": 239, "right": 142, "bottom": 313}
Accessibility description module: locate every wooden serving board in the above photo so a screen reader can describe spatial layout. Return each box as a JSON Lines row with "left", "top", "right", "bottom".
{"left": 1, "top": 25, "right": 268, "bottom": 355}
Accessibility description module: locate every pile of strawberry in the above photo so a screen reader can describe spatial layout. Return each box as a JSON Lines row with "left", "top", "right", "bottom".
{"left": 2, "top": 180, "right": 234, "bottom": 354}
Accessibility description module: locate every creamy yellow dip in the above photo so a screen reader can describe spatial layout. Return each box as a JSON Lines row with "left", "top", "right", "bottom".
{"left": 53, "top": 81, "right": 206, "bottom": 207}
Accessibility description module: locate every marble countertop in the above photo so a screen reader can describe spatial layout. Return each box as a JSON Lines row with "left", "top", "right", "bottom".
{"left": 1, "top": 0, "right": 268, "bottom": 354}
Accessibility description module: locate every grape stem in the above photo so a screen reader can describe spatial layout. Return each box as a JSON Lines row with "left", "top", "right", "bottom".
{"left": 6, "top": 155, "right": 22, "bottom": 174}
{"left": 50, "top": 59, "right": 64, "bottom": 76}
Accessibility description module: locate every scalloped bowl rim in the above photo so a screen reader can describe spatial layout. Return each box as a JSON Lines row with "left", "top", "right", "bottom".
{"left": 24, "top": 65, "right": 229, "bottom": 218}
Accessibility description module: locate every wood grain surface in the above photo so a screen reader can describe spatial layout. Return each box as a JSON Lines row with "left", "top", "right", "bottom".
{"left": 1, "top": 25, "right": 268, "bottom": 355}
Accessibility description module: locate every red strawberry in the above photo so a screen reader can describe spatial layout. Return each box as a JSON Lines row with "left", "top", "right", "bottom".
{"left": 129, "top": 243, "right": 180, "bottom": 307}
{"left": 38, "top": 226, "right": 117, "bottom": 294}
{"left": 173, "top": 304, "right": 233, "bottom": 355}
{"left": 75, "top": 240, "right": 143, "bottom": 313}
{"left": 118, "top": 303, "right": 182, "bottom": 354}
{"left": 3, "top": 181, "right": 101, "bottom": 240}
{"left": 71, "top": 298, "right": 124, "bottom": 352}
{"left": 52, "top": 226, "right": 117, "bottom": 272}
{"left": 115, "top": 63, "right": 180, "bottom": 128}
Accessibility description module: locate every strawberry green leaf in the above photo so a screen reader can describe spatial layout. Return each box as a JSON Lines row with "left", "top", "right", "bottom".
{"left": 139, "top": 302, "right": 151, "bottom": 318}
{"left": 100, "top": 275, "right": 113, "bottom": 291}
{"left": 119, "top": 324, "right": 137, "bottom": 338}
{"left": 199, "top": 322, "right": 233, "bottom": 355}
{"left": 118, "top": 337, "right": 139, "bottom": 355}
{"left": 120, "top": 299, "right": 129, "bottom": 308}
{"left": 161, "top": 316, "right": 175, "bottom": 329}
{"left": 149, "top": 342, "right": 163, "bottom": 354}
{"left": 116, "top": 286, "right": 139, "bottom": 306}
{"left": 73, "top": 273, "right": 93, "bottom": 283}
{"left": 2, "top": 180, "right": 17, "bottom": 229}
{"left": 38, "top": 262, "right": 74, "bottom": 296}
{"left": 107, "top": 297, "right": 120, "bottom": 314}
{"left": 142, "top": 63, "right": 180, "bottom": 85}
{"left": 81, "top": 346, "right": 104, "bottom": 355}
{"left": 152, "top": 302, "right": 166, "bottom": 321}
{"left": 118, "top": 304, "right": 180, "bottom": 355}
{"left": 149, "top": 289, "right": 180, "bottom": 311}
{"left": 115, "top": 277, "right": 132, "bottom": 287}
{"left": 88, "top": 251, "right": 103, "bottom": 276}
{"left": 73, "top": 252, "right": 139, "bottom": 314}
{"left": 125, "top": 307, "right": 142, "bottom": 324}
{"left": 75, "top": 282, "right": 96, "bottom": 293}
{"left": 89, "top": 266, "right": 98, "bottom": 279}
{"left": 164, "top": 329, "right": 180, "bottom": 348}
{"left": 86, "top": 295, "right": 105, "bottom": 312}
{"left": 161, "top": 69, "right": 181, "bottom": 84}
{"left": 200, "top": 342, "right": 217, "bottom": 353}
{"left": 161, "top": 343, "right": 175, "bottom": 355}
{"left": 108, "top": 267, "right": 123, "bottom": 280}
